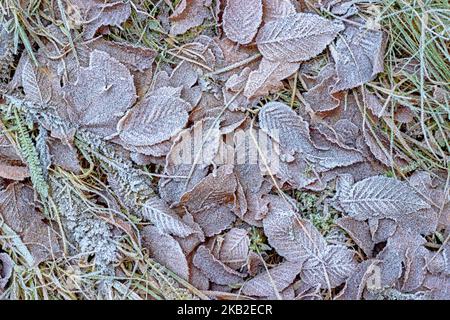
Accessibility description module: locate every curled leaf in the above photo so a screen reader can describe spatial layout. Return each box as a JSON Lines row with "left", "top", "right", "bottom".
{"left": 193, "top": 245, "right": 244, "bottom": 285}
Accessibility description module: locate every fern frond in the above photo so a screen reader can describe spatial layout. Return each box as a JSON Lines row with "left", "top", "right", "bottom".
{"left": 13, "top": 108, "right": 49, "bottom": 199}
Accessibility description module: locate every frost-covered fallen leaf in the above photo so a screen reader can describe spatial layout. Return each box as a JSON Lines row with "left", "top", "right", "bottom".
{"left": 256, "top": 13, "right": 344, "bottom": 62}
{"left": 331, "top": 23, "right": 386, "bottom": 92}
{"left": 223, "top": 0, "right": 263, "bottom": 45}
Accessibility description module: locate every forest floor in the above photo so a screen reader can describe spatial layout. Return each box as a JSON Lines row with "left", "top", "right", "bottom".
{"left": 0, "top": 0, "right": 448, "bottom": 300}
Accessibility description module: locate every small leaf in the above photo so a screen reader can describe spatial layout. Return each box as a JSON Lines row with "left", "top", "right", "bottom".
{"left": 71, "top": 0, "right": 131, "bottom": 39}
{"left": 0, "top": 183, "right": 61, "bottom": 265}
{"left": 180, "top": 165, "right": 237, "bottom": 237}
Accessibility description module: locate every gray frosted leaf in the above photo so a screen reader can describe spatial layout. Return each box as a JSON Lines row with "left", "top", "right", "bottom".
{"left": 363, "top": 128, "right": 395, "bottom": 167}
{"left": 263, "top": 196, "right": 327, "bottom": 263}
{"left": 64, "top": 50, "right": 136, "bottom": 137}
{"left": 219, "top": 228, "right": 250, "bottom": 270}
{"left": 223, "top": 0, "right": 263, "bottom": 45}
{"left": 0, "top": 162, "right": 29, "bottom": 181}
{"left": 259, "top": 102, "right": 362, "bottom": 171}
{"left": 118, "top": 86, "right": 190, "bottom": 151}
{"left": 258, "top": 101, "right": 315, "bottom": 155}
{"left": 0, "top": 253, "right": 13, "bottom": 290}
{"left": 0, "top": 183, "right": 61, "bottom": 265}
{"left": 169, "top": 0, "right": 210, "bottom": 35}
{"left": 193, "top": 245, "right": 244, "bottom": 285}
{"left": 241, "top": 261, "right": 301, "bottom": 297}
{"left": 256, "top": 13, "right": 344, "bottom": 62}
{"left": 141, "top": 196, "right": 197, "bottom": 238}
{"left": 153, "top": 62, "right": 202, "bottom": 108}
{"left": 301, "top": 245, "right": 357, "bottom": 288}
{"left": 244, "top": 58, "right": 299, "bottom": 99}
{"left": 262, "top": 0, "right": 296, "bottom": 22}
{"left": 331, "top": 24, "right": 386, "bottom": 92}
{"left": 338, "top": 176, "right": 430, "bottom": 221}
{"left": 141, "top": 226, "right": 189, "bottom": 280}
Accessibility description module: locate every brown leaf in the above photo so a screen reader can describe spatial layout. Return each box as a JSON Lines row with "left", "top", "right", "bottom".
{"left": 337, "top": 259, "right": 381, "bottom": 300}
{"left": 141, "top": 226, "right": 189, "bottom": 280}
{"left": 0, "top": 183, "right": 61, "bottom": 265}
{"left": 48, "top": 138, "right": 81, "bottom": 174}
{"left": 153, "top": 61, "right": 202, "bottom": 108}
{"left": 189, "top": 265, "right": 210, "bottom": 290}
{"left": 259, "top": 102, "right": 363, "bottom": 170}
{"left": 363, "top": 89, "right": 388, "bottom": 118}
{"left": 0, "top": 133, "right": 28, "bottom": 181}
{"left": 256, "top": 13, "right": 344, "bottom": 62}
{"left": 158, "top": 119, "right": 220, "bottom": 205}
{"left": 337, "top": 217, "right": 375, "bottom": 257}
{"left": 192, "top": 245, "right": 244, "bottom": 285}
{"left": 223, "top": 0, "right": 263, "bottom": 45}
{"left": 86, "top": 38, "right": 157, "bottom": 96}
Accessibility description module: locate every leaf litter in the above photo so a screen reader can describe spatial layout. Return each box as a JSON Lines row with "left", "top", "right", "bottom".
{"left": 0, "top": 0, "right": 448, "bottom": 300}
